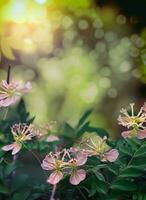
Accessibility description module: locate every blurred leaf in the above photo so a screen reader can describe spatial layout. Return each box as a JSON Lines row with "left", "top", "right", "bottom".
{"left": 63, "top": 122, "right": 75, "bottom": 139}
{"left": 12, "top": 189, "right": 30, "bottom": 200}
{"left": 10, "top": 174, "right": 29, "bottom": 192}
{"left": 0, "top": 184, "right": 9, "bottom": 194}
{"left": 85, "top": 126, "right": 109, "bottom": 138}
{"left": 76, "top": 109, "right": 92, "bottom": 129}
{"left": 4, "top": 162, "right": 19, "bottom": 177}
{"left": 1, "top": 37, "right": 15, "bottom": 60}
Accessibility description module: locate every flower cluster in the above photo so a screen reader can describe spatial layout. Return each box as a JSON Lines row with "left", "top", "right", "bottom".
{"left": 41, "top": 149, "right": 88, "bottom": 185}
{"left": 41, "top": 134, "right": 119, "bottom": 185}
{"left": 2, "top": 123, "right": 34, "bottom": 155}
{"left": 118, "top": 103, "right": 146, "bottom": 139}
{"left": 0, "top": 80, "right": 31, "bottom": 107}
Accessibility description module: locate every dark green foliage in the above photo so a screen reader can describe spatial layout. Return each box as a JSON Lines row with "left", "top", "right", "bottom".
{"left": 0, "top": 107, "right": 146, "bottom": 200}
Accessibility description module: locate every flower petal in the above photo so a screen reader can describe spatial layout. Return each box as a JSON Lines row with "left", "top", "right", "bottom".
{"left": 2, "top": 143, "right": 15, "bottom": 151}
{"left": 0, "top": 96, "right": 18, "bottom": 107}
{"left": 76, "top": 151, "right": 88, "bottom": 166}
{"left": 69, "top": 169, "right": 86, "bottom": 185}
{"left": 47, "top": 171, "right": 63, "bottom": 185}
{"left": 41, "top": 155, "right": 55, "bottom": 170}
{"left": 121, "top": 130, "right": 131, "bottom": 138}
{"left": 137, "top": 130, "right": 146, "bottom": 139}
{"left": 104, "top": 149, "right": 119, "bottom": 162}
{"left": 2, "top": 142, "right": 22, "bottom": 155}
{"left": 47, "top": 135, "right": 59, "bottom": 142}
{"left": 12, "top": 143, "right": 22, "bottom": 155}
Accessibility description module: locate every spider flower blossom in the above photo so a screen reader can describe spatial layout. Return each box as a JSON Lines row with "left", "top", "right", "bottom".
{"left": 118, "top": 103, "right": 146, "bottom": 129}
{"left": 0, "top": 80, "right": 31, "bottom": 107}
{"left": 41, "top": 152, "right": 66, "bottom": 185}
{"left": 118, "top": 103, "right": 146, "bottom": 139}
{"left": 2, "top": 123, "right": 33, "bottom": 155}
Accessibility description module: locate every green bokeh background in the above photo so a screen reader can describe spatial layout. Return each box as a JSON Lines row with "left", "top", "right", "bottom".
{"left": 0, "top": 0, "right": 146, "bottom": 137}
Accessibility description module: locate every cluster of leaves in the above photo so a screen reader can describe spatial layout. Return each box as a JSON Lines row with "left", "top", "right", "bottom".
{"left": 0, "top": 103, "right": 146, "bottom": 200}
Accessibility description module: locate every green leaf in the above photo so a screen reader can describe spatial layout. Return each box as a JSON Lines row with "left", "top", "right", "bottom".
{"left": 76, "top": 121, "right": 90, "bottom": 138}
{"left": 88, "top": 181, "right": 97, "bottom": 197}
{"left": 107, "top": 164, "right": 120, "bottom": 175}
{"left": 76, "top": 109, "right": 92, "bottom": 128}
{"left": 111, "top": 180, "right": 137, "bottom": 191}
{"left": 94, "top": 171, "right": 105, "bottom": 182}
{"left": 118, "top": 141, "right": 134, "bottom": 156}
{"left": 63, "top": 122, "right": 75, "bottom": 139}
{"left": 134, "top": 144, "right": 146, "bottom": 157}
{"left": 85, "top": 127, "right": 109, "bottom": 138}
{"left": 119, "top": 167, "right": 144, "bottom": 178}
{"left": 96, "top": 180, "right": 109, "bottom": 194}
{"left": 129, "top": 158, "right": 146, "bottom": 169}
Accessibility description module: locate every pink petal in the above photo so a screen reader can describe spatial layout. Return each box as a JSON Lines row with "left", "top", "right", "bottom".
{"left": 47, "top": 171, "right": 63, "bottom": 185}
{"left": 104, "top": 149, "right": 119, "bottom": 162}
{"left": 76, "top": 151, "right": 88, "bottom": 166}
{"left": 69, "top": 169, "right": 86, "bottom": 185}
{"left": 0, "top": 96, "right": 18, "bottom": 107}
{"left": 137, "top": 130, "right": 146, "bottom": 139}
{"left": 121, "top": 130, "right": 131, "bottom": 138}
{"left": 47, "top": 135, "right": 59, "bottom": 142}
{"left": 2, "top": 143, "right": 15, "bottom": 151}
{"left": 12, "top": 143, "right": 22, "bottom": 155}
{"left": 17, "top": 82, "right": 32, "bottom": 92}
{"left": 2, "top": 142, "right": 22, "bottom": 155}
{"left": 41, "top": 156, "right": 55, "bottom": 170}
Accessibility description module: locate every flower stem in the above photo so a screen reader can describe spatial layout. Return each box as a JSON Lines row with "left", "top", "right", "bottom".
{"left": 50, "top": 184, "right": 57, "bottom": 200}
{"left": 3, "top": 107, "right": 9, "bottom": 120}
{"left": 7, "top": 65, "right": 11, "bottom": 84}
{"left": 12, "top": 154, "right": 18, "bottom": 177}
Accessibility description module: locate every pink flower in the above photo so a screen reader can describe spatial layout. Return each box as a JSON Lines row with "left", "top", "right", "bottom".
{"left": 0, "top": 80, "right": 31, "bottom": 107}
{"left": 102, "top": 149, "right": 119, "bottom": 162}
{"left": 69, "top": 169, "right": 86, "bottom": 185}
{"left": 2, "top": 123, "right": 33, "bottom": 155}
{"left": 68, "top": 151, "right": 87, "bottom": 185}
{"left": 47, "top": 135, "right": 59, "bottom": 142}
{"left": 118, "top": 103, "right": 146, "bottom": 129}
{"left": 2, "top": 142, "right": 22, "bottom": 155}
{"left": 121, "top": 130, "right": 131, "bottom": 138}
{"left": 41, "top": 154, "right": 66, "bottom": 185}
{"left": 137, "top": 130, "right": 146, "bottom": 139}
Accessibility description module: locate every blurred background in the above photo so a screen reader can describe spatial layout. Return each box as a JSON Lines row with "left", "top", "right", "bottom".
{"left": 0, "top": 0, "right": 146, "bottom": 136}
